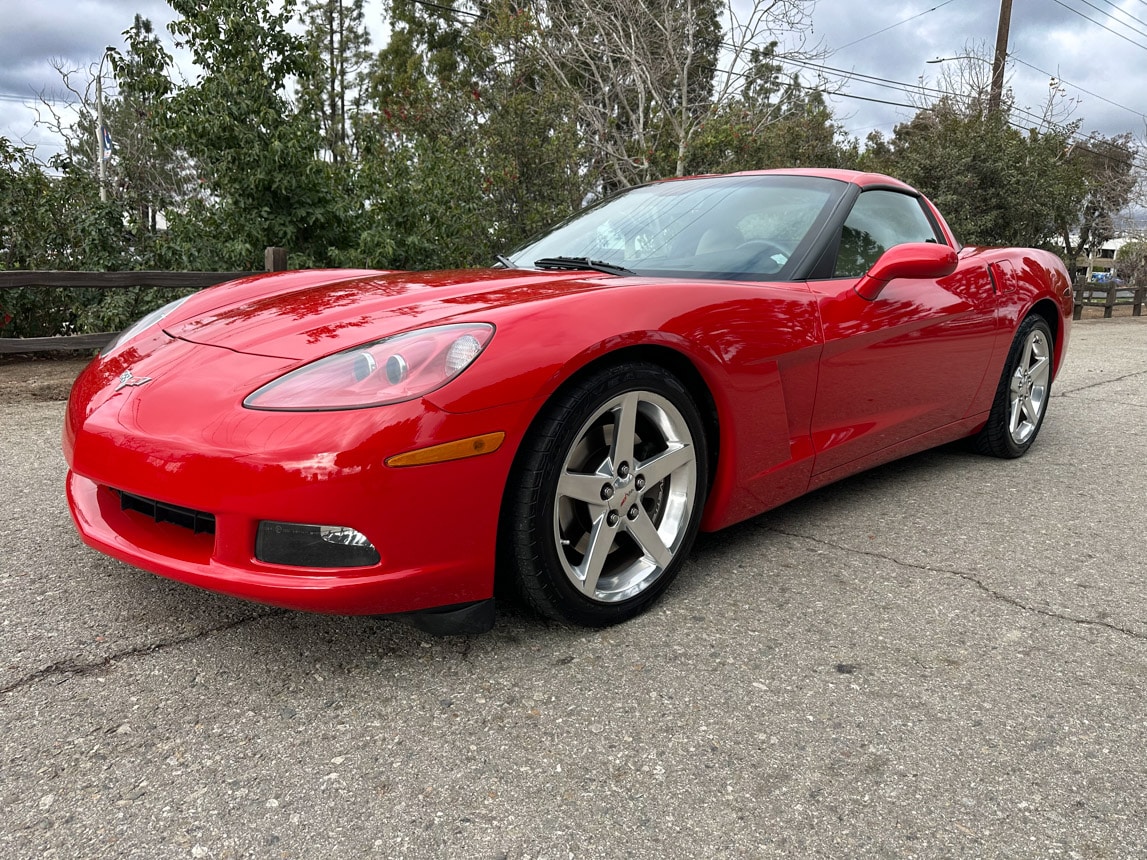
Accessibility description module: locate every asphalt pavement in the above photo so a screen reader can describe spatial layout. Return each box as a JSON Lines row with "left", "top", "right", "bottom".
{"left": 2, "top": 318, "right": 1146, "bottom": 858}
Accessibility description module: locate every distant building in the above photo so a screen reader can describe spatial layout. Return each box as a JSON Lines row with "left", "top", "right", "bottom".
{"left": 1071, "top": 237, "right": 1132, "bottom": 283}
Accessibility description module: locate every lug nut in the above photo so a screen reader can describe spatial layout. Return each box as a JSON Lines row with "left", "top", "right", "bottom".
{"left": 634, "top": 475, "right": 646, "bottom": 491}
{"left": 601, "top": 484, "right": 614, "bottom": 500}
{"left": 618, "top": 462, "right": 630, "bottom": 478}
{"left": 607, "top": 511, "right": 620, "bottom": 527}
{"left": 627, "top": 505, "right": 640, "bottom": 520}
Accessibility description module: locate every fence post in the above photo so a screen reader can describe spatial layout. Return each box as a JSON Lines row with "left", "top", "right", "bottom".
{"left": 264, "top": 247, "right": 288, "bottom": 272}
{"left": 1135, "top": 286, "right": 1144, "bottom": 318}
{"left": 1104, "top": 285, "right": 1116, "bottom": 319}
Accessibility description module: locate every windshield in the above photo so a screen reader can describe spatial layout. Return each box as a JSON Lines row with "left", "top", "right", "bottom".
{"left": 510, "top": 174, "right": 845, "bottom": 281}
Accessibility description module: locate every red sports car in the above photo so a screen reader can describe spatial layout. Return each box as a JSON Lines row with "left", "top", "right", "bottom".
{"left": 64, "top": 169, "right": 1072, "bottom": 633}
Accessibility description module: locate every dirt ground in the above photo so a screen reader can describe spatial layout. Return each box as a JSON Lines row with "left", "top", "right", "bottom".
{"left": 0, "top": 355, "right": 92, "bottom": 404}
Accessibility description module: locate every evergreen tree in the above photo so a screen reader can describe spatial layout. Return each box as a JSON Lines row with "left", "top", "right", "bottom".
{"left": 298, "top": 0, "right": 373, "bottom": 163}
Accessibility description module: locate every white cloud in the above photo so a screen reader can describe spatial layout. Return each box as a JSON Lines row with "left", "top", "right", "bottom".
{"left": 3, "top": 0, "right": 1144, "bottom": 161}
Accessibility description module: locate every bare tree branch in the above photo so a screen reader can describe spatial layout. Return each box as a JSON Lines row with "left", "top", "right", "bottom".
{"left": 521, "top": 0, "right": 819, "bottom": 188}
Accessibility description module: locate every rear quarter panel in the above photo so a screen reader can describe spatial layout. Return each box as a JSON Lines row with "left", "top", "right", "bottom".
{"left": 960, "top": 246, "right": 1073, "bottom": 381}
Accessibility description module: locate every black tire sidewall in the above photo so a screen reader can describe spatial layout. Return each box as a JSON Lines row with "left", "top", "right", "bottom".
{"left": 511, "top": 362, "right": 709, "bottom": 627}
{"left": 978, "top": 314, "right": 1054, "bottom": 459}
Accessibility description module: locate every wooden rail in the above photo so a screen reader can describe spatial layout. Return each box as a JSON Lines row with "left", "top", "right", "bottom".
{"left": 1073, "top": 281, "right": 1145, "bottom": 320}
{"left": 0, "top": 248, "right": 287, "bottom": 354}
{"left": 3, "top": 258, "right": 1139, "bottom": 353}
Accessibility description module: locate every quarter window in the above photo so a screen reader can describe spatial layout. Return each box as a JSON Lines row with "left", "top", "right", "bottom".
{"left": 834, "top": 190, "right": 942, "bottom": 278}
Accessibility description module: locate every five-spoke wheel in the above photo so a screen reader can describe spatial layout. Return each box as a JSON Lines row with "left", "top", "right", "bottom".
{"left": 506, "top": 363, "right": 708, "bottom": 626}
{"left": 975, "top": 314, "right": 1055, "bottom": 458}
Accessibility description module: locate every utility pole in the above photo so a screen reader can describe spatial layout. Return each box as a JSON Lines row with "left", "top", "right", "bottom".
{"left": 96, "top": 47, "right": 113, "bottom": 203}
{"left": 989, "top": 0, "right": 1013, "bottom": 114}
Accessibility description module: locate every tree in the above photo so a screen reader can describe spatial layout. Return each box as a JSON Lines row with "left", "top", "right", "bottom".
{"left": 29, "top": 17, "right": 189, "bottom": 259}
{"left": 867, "top": 50, "right": 1140, "bottom": 257}
{"left": 1058, "top": 134, "right": 1138, "bottom": 263}
{"left": 369, "top": 0, "right": 478, "bottom": 120}
{"left": 105, "top": 15, "right": 189, "bottom": 239}
{"left": 162, "top": 0, "right": 354, "bottom": 269}
{"left": 519, "top": 0, "right": 819, "bottom": 188}
{"left": 862, "top": 101, "right": 1082, "bottom": 249}
{"left": 354, "top": 0, "right": 589, "bottom": 267}
{"left": 57, "top": 17, "right": 191, "bottom": 250}
{"left": 5, "top": 22, "right": 202, "bottom": 337}
{"left": 0, "top": 139, "right": 131, "bottom": 336}
{"left": 298, "top": 0, "right": 373, "bottom": 163}
{"left": 1115, "top": 240, "right": 1147, "bottom": 287}
{"left": 470, "top": 0, "right": 591, "bottom": 243}
{"left": 682, "top": 43, "right": 850, "bottom": 175}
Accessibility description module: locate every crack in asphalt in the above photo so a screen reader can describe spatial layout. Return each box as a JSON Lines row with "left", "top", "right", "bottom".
{"left": 0, "top": 609, "right": 288, "bottom": 696}
{"left": 767, "top": 527, "right": 1147, "bottom": 642}
{"left": 1057, "top": 366, "right": 1147, "bottom": 397}
{"left": 1066, "top": 396, "right": 1147, "bottom": 412}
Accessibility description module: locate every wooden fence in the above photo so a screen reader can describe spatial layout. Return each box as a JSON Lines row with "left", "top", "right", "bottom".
{"left": 0, "top": 247, "right": 288, "bottom": 354}
{"left": 2, "top": 254, "right": 1141, "bottom": 352}
{"left": 1073, "top": 281, "right": 1145, "bottom": 320}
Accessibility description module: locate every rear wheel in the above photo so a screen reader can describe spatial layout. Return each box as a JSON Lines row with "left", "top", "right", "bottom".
{"left": 506, "top": 363, "right": 708, "bottom": 627}
{"left": 974, "top": 314, "right": 1054, "bottom": 458}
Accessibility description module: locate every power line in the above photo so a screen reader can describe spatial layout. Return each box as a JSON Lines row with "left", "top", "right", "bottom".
{"left": 0, "top": 91, "right": 72, "bottom": 105}
{"left": 719, "top": 13, "right": 1147, "bottom": 138}
{"left": 1050, "top": 0, "right": 1147, "bottom": 51}
{"left": 408, "top": 0, "right": 478, "bottom": 18}
{"left": 404, "top": 0, "right": 1146, "bottom": 141}
{"left": 1010, "top": 56, "right": 1147, "bottom": 126}
{"left": 834, "top": 0, "right": 961, "bottom": 52}
{"left": 780, "top": 55, "right": 1074, "bottom": 134}
{"left": 1087, "top": 0, "right": 1147, "bottom": 30}
{"left": 1069, "top": 0, "right": 1147, "bottom": 39}
{"left": 771, "top": 57, "right": 1147, "bottom": 171}
{"left": 823, "top": 90, "right": 919, "bottom": 109}
{"left": 784, "top": 57, "right": 943, "bottom": 99}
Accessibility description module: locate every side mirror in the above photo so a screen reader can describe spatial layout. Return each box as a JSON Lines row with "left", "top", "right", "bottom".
{"left": 854, "top": 243, "right": 959, "bottom": 301}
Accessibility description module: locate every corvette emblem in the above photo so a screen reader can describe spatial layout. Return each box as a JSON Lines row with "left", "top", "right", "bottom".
{"left": 114, "top": 370, "right": 153, "bottom": 392}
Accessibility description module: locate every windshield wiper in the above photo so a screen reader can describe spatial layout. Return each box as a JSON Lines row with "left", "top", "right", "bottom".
{"left": 494, "top": 254, "right": 517, "bottom": 269}
{"left": 533, "top": 256, "right": 634, "bottom": 277}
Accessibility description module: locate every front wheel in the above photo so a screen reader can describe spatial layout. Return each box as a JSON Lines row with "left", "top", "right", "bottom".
{"left": 974, "top": 314, "right": 1055, "bottom": 458}
{"left": 505, "top": 363, "right": 709, "bottom": 627}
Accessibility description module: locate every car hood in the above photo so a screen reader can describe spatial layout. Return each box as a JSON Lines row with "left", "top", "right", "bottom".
{"left": 163, "top": 267, "right": 610, "bottom": 360}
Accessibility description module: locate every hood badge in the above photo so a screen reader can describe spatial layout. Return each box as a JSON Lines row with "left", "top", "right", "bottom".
{"left": 114, "top": 369, "right": 153, "bottom": 392}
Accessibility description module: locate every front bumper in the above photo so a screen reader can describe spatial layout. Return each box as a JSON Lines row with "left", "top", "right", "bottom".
{"left": 63, "top": 337, "right": 530, "bottom": 615}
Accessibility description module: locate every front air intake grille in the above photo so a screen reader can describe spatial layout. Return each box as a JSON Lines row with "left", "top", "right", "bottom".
{"left": 117, "top": 490, "right": 216, "bottom": 535}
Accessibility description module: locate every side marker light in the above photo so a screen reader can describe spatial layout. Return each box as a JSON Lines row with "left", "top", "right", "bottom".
{"left": 386, "top": 432, "right": 506, "bottom": 467}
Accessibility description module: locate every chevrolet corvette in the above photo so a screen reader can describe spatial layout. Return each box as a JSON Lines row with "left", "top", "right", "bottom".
{"left": 64, "top": 169, "right": 1072, "bottom": 633}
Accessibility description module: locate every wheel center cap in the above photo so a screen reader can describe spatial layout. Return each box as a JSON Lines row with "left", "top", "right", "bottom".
{"left": 614, "top": 476, "right": 634, "bottom": 508}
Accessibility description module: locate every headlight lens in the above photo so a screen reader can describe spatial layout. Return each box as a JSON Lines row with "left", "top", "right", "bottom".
{"left": 103, "top": 294, "right": 195, "bottom": 356}
{"left": 243, "top": 323, "right": 495, "bottom": 411}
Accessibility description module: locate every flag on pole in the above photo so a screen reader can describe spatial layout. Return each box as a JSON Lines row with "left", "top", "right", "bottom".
{"left": 101, "top": 125, "right": 113, "bottom": 160}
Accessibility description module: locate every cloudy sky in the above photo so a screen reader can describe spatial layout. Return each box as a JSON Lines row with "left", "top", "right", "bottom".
{"left": 2, "top": 0, "right": 1145, "bottom": 160}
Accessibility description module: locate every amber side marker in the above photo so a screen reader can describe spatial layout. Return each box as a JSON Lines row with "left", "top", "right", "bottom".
{"left": 385, "top": 432, "right": 506, "bottom": 467}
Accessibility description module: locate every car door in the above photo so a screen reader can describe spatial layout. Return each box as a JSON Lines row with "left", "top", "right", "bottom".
{"left": 805, "top": 188, "right": 999, "bottom": 479}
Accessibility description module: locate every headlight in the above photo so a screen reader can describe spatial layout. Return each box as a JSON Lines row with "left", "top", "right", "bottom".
{"left": 103, "top": 294, "right": 195, "bottom": 356}
{"left": 243, "top": 323, "right": 495, "bottom": 411}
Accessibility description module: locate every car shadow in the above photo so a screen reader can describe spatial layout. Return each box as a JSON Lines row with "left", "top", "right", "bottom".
{"left": 78, "top": 441, "right": 983, "bottom": 675}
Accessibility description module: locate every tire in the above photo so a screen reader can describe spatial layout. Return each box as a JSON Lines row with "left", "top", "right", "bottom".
{"left": 974, "top": 314, "right": 1055, "bottom": 458}
{"left": 506, "top": 362, "right": 709, "bottom": 627}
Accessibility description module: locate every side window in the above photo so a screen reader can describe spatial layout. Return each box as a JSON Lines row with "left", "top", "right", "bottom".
{"left": 834, "top": 190, "right": 942, "bottom": 278}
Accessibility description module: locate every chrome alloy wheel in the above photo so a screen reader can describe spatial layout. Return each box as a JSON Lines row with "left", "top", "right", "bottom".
{"left": 1008, "top": 326, "right": 1051, "bottom": 446}
{"left": 552, "top": 390, "right": 698, "bottom": 604}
